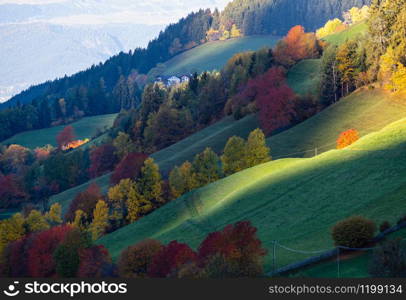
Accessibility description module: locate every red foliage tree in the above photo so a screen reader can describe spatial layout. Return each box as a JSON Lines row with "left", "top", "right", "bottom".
{"left": 77, "top": 245, "right": 112, "bottom": 278}
{"left": 337, "top": 129, "right": 360, "bottom": 149}
{"left": 2, "top": 237, "right": 30, "bottom": 277}
{"left": 198, "top": 221, "right": 267, "bottom": 277}
{"left": 148, "top": 241, "right": 197, "bottom": 278}
{"left": 65, "top": 183, "right": 102, "bottom": 222}
{"left": 236, "top": 67, "right": 296, "bottom": 135}
{"left": 27, "top": 225, "right": 73, "bottom": 277}
{"left": 56, "top": 125, "right": 75, "bottom": 149}
{"left": 110, "top": 153, "right": 149, "bottom": 185}
{"left": 0, "top": 173, "right": 28, "bottom": 208}
{"left": 89, "top": 144, "right": 118, "bottom": 178}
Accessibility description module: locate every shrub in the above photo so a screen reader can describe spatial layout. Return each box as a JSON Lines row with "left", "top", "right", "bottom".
{"left": 331, "top": 216, "right": 376, "bottom": 248}
{"left": 118, "top": 239, "right": 163, "bottom": 278}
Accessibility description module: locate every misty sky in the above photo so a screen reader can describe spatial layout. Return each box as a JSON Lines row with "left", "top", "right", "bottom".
{"left": 0, "top": 0, "right": 231, "bottom": 25}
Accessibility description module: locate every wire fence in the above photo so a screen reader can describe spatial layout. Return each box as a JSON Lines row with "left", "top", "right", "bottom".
{"left": 271, "top": 117, "right": 405, "bottom": 160}
{"left": 266, "top": 222, "right": 406, "bottom": 278}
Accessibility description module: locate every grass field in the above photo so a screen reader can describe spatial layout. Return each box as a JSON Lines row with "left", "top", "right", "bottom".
{"left": 323, "top": 22, "right": 368, "bottom": 46}
{"left": 148, "top": 35, "right": 280, "bottom": 78}
{"left": 99, "top": 118, "right": 406, "bottom": 275}
{"left": 267, "top": 88, "right": 406, "bottom": 159}
{"left": 51, "top": 88, "right": 406, "bottom": 215}
{"left": 1, "top": 114, "right": 117, "bottom": 149}
{"left": 50, "top": 115, "right": 260, "bottom": 215}
{"left": 289, "top": 228, "right": 406, "bottom": 278}
{"left": 287, "top": 59, "right": 321, "bottom": 96}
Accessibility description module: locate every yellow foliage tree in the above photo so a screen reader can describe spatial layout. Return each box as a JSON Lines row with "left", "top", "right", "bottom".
{"left": 379, "top": 47, "right": 406, "bottom": 92}
{"left": 73, "top": 209, "right": 88, "bottom": 231}
{"left": 316, "top": 18, "right": 344, "bottom": 39}
{"left": 26, "top": 209, "right": 50, "bottom": 233}
{"left": 126, "top": 186, "right": 153, "bottom": 223}
{"left": 390, "top": 63, "right": 406, "bottom": 92}
{"left": 230, "top": 24, "right": 242, "bottom": 38}
{"left": 0, "top": 213, "right": 26, "bottom": 262}
{"left": 348, "top": 6, "right": 370, "bottom": 24}
{"left": 45, "top": 203, "right": 63, "bottom": 226}
{"left": 89, "top": 200, "right": 109, "bottom": 240}
{"left": 169, "top": 161, "right": 197, "bottom": 200}
{"left": 220, "top": 30, "right": 230, "bottom": 41}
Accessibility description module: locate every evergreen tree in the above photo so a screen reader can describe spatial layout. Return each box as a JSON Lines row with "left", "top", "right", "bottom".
{"left": 320, "top": 45, "right": 340, "bottom": 104}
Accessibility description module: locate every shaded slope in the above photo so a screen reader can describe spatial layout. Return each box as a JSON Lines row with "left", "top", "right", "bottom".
{"left": 99, "top": 118, "right": 406, "bottom": 274}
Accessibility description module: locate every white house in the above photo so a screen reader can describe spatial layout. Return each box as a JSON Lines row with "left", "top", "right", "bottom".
{"left": 167, "top": 76, "right": 181, "bottom": 86}
{"left": 181, "top": 75, "right": 190, "bottom": 83}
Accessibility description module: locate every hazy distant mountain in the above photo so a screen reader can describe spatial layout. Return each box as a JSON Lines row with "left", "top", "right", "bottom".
{"left": 0, "top": 0, "right": 230, "bottom": 102}
{"left": 0, "top": 22, "right": 163, "bottom": 102}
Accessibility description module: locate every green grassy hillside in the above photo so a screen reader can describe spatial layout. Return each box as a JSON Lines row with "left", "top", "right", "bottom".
{"left": 323, "top": 22, "right": 367, "bottom": 46}
{"left": 51, "top": 88, "right": 406, "bottom": 215}
{"left": 50, "top": 115, "right": 260, "bottom": 214}
{"left": 268, "top": 89, "right": 406, "bottom": 159}
{"left": 2, "top": 114, "right": 117, "bottom": 149}
{"left": 289, "top": 228, "right": 406, "bottom": 278}
{"left": 99, "top": 118, "right": 406, "bottom": 274}
{"left": 148, "top": 35, "right": 280, "bottom": 78}
{"left": 287, "top": 59, "right": 321, "bottom": 96}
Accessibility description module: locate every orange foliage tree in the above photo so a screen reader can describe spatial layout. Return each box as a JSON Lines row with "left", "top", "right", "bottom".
{"left": 274, "top": 25, "right": 321, "bottom": 67}
{"left": 337, "top": 129, "right": 360, "bottom": 149}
